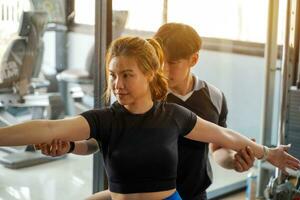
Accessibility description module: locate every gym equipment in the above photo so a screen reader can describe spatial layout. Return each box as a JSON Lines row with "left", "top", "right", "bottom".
{"left": 264, "top": 87, "right": 300, "bottom": 199}
{"left": 265, "top": 174, "right": 300, "bottom": 200}
{"left": 0, "top": 11, "right": 65, "bottom": 169}
{"left": 285, "top": 87, "right": 300, "bottom": 160}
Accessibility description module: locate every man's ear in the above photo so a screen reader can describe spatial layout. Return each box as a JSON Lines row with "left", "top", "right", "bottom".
{"left": 190, "top": 52, "right": 199, "bottom": 68}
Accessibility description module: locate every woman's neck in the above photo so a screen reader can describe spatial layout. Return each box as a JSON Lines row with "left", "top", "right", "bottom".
{"left": 124, "top": 98, "right": 154, "bottom": 114}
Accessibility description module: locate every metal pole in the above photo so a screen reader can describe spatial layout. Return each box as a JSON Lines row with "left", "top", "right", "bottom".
{"left": 275, "top": 0, "right": 291, "bottom": 183}
{"left": 296, "top": 2, "right": 300, "bottom": 89}
{"left": 257, "top": 0, "right": 280, "bottom": 197}
{"left": 93, "top": 0, "right": 112, "bottom": 193}
{"left": 298, "top": 54, "right": 300, "bottom": 87}
{"left": 162, "top": 0, "right": 168, "bottom": 24}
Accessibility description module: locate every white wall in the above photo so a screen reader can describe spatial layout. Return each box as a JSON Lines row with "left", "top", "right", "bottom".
{"left": 193, "top": 50, "right": 281, "bottom": 144}
{"left": 66, "top": 32, "right": 94, "bottom": 70}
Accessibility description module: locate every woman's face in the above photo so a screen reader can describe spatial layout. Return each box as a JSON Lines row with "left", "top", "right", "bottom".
{"left": 109, "top": 56, "right": 152, "bottom": 106}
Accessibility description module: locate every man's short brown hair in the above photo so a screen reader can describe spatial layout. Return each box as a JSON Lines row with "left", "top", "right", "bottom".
{"left": 154, "top": 23, "right": 202, "bottom": 61}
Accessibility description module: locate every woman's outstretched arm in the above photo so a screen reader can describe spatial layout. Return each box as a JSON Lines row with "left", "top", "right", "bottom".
{"left": 0, "top": 116, "right": 90, "bottom": 146}
{"left": 186, "top": 117, "right": 300, "bottom": 172}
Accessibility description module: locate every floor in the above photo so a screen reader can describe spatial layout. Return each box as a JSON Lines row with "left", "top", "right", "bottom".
{"left": 0, "top": 151, "right": 93, "bottom": 200}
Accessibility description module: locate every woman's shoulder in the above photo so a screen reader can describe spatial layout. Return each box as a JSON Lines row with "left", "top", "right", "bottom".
{"left": 159, "top": 101, "right": 189, "bottom": 112}
{"left": 87, "top": 101, "right": 120, "bottom": 113}
{"left": 81, "top": 106, "right": 114, "bottom": 118}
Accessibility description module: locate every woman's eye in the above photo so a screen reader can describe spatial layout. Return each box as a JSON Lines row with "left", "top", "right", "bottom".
{"left": 168, "top": 60, "right": 180, "bottom": 65}
{"left": 109, "top": 74, "right": 116, "bottom": 79}
{"left": 123, "top": 73, "right": 132, "bottom": 78}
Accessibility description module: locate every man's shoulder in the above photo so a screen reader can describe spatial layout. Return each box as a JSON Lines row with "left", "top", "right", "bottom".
{"left": 196, "top": 78, "right": 222, "bottom": 93}
{"left": 195, "top": 79, "right": 224, "bottom": 114}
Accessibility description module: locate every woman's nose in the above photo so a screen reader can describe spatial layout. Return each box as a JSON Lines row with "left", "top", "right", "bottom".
{"left": 114, "top": 77, "right": 124, "bottom": 89}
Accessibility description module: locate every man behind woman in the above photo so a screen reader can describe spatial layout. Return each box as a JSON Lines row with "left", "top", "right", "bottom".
{"left": 2, "top": 29, "right": 299, "bottom": 200}
{"left": 41, "top": 23, "right": 258, "bottom": 200}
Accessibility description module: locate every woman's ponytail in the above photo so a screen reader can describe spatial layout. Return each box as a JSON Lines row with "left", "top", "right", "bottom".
{"left": 146, "top": 38, "right": 168, "bottom": 101}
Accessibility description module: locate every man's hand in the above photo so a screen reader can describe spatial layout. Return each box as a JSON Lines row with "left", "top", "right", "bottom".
{"left": 211, "top": 139, "right": 256, "bottom": 171}
{"left": 35, "top": 139, "right": 70, "bottom": 157}
{"left": 233, "top": 146, "right": 255, "bottom": 172}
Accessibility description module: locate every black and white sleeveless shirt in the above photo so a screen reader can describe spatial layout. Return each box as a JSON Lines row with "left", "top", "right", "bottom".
{"left": 166, "top": 75, "right": 228, "bottom": 200}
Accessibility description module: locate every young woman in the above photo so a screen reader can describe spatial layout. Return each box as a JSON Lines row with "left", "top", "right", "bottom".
{"left": 1, "top": 36, "right": 299, "bottom": 200}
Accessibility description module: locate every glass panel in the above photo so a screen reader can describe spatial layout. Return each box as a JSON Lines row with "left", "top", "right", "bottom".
{"left": 0, "top": 0, "right": 93, "bottom": 199}
{"left": 168, "top": 0, "right": 268, "bottom": 43}
{"left": 168, "top": 0, "right": 286, "bottom": 44}
{"left": 74, "top": 0, "right": 95, "bottom": 25}
{"left": 113, "top": 0, "right": 164, "bottom": 32}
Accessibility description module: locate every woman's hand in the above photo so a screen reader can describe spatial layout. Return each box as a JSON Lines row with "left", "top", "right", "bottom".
{"left": 267, "top": 144, "right": 300, "bottom": 174}
{"left": 35, "top": 139, "right": 70, "bottom": 157}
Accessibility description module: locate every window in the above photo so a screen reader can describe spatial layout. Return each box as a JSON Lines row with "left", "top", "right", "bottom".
{"left": 168, "top": 0, "right": 268, "bottom": 43}
{"left": 113, "top": 0, "right": 164, "bottom": 32}
{"left": 74, "top": 0, "right": 95, "bottom": 25}
{"left": 74, "top": 0, "right": 164, "bottom": 31}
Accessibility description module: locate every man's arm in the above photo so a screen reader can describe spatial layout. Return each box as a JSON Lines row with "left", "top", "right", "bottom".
{"left": 36, "top": 138, "right": 99, "bottom": 156}
{"left": 211, "top": 93, "right": 255, "bottom": 172}
{"left": 210, "top": 143, "right": 255, "bottom": 172}
{"left": 73, "top": 138, "right": 99, "bottom": 155}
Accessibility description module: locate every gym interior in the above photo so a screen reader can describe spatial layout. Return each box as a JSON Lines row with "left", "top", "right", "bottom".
{"left": 0, "top": 0, "right": 300, "bottom": 199}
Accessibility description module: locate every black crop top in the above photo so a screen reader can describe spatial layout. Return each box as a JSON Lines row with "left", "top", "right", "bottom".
{"left": 80, "top": 101, "right": 197, "bottom": 193}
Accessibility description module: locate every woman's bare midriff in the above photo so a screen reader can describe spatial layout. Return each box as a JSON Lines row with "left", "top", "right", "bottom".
{"left": 110, "top": 188, "right": 176, "bottom": 200}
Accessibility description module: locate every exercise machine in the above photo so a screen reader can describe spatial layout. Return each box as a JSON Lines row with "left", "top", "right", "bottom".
{"left": 0, "top": 11, "right": 65, "bottom": 169}
{"left": 263, "top": 86, "right": 300, "bottom": 200}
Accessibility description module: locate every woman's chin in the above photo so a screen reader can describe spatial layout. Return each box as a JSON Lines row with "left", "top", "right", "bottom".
{"left": 116, "top": 98, "right": 130, "bottom": 105}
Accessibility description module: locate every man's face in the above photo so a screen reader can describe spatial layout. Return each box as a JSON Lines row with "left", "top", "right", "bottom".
{"left": 163, "top": 58, "right": 192, "bottom": 89}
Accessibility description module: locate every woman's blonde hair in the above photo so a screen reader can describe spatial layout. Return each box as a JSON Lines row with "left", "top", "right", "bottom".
{"left": 105, "top": 36, "right": 168, "bottom": 102}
